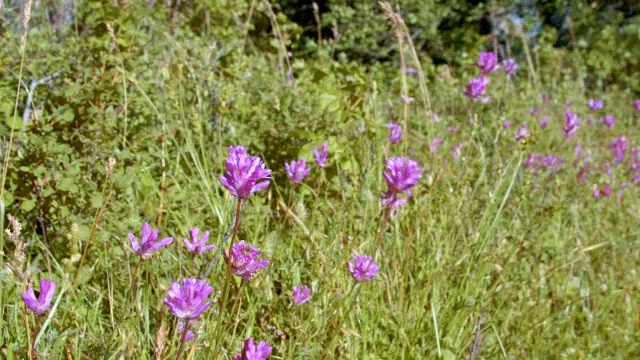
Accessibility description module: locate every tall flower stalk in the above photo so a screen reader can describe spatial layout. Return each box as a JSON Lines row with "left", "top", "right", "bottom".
{"left": 214, "top": 146, "right": 271, "bottom": 351}
{"left": 377, "top": 157, "right": 422, "bottom": 246}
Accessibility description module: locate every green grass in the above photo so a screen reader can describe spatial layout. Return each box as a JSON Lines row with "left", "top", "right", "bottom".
{"left": 1, "top": 3, "right": 640, "bottom": 359}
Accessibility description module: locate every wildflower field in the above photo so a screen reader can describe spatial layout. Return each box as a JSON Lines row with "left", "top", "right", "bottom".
{"left": 1, "top": 1, "right": 639, "bottom": 359}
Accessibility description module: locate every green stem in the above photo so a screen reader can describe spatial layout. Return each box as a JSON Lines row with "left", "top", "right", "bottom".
{"left": 175, "top": 318, "right": 191, "bottom": 360}
{"left": 213, "top": 198, "right": 243, "bottom": 358}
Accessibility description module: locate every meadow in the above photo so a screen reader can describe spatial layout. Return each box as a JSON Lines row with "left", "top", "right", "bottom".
{"left": 0, "top": 1, "right": 639, "bottom": 359}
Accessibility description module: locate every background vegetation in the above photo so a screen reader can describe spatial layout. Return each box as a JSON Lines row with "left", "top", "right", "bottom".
{"left": 0, "top": 0, "right": 638, "bottom": 358}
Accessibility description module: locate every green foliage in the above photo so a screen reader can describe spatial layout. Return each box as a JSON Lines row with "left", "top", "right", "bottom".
{"left": 0, "top": 0, "right": 638, "bottom": 358}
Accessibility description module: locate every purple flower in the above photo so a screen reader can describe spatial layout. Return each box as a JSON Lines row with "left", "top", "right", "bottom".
{"left": 502, "top": 59, "right": 518, "bottom": 75}
{"left": 292, "top": 285, "right": 311, "bottom": 305}
{"left": 524, "top": 153, "right": 565, "bottom": 175}
{"left": 631, "top": 147, "right": 640, "bottom": 171}
{"left": 577, "top": 165, "right": 590, "bottom": 184}
{"left": 178, "top": 321, "right": 196, "bottom": 341}
{"left": 515, "top": 124, "right": 529, "bottom": 142}
{"left": 348, "top": 254, "right": 379, "bottom": 282}
{"left": 233, "top": 338, "right": 272, "bottom": 360}
{"left": 183, "top": 228, "right": 215, "bottom": 256}
{"left": 529, "top": 107, "right": 539, "bottom": 117}
{"left": 402, "top": 67, "right": 417, "bottom": 75}
{"left": 429, "top": 137, "right": 443, "bottom": 153}
{"left": 588, "top": 99, "right": 603, "bottom": 112}
{"left": 220, "top": 146, "right": 272, "bottom": 199}
{"left": 129, "top": 222, "right": 174, "bottom": 260}
{"left": 401, "top": 95, "right": 415, "bottom": 104}
{"left": 313, "top": 143, "right": 328, "bottom": 168}
{"left": 381, "top": 191, "right": 408, "bottom": 209}
{"left": 387, "top": 123, "right": 403, "bottom": 144}
{"left": 447, "top": 125, "right": 459, "bottom": 133}
{"left": 451, "top": 143, "right": 463, "bottom": 161}
{"left": 463, "top": 76, "right": 489, "bottom": 101}
{"left": 383, "top": 157, "right": 422, "bottom": 195}
{"left": 22, "top": 277, "right": 56, "bottom": 316}
{"left": 285, "top": 159, "right": 311, "bottom": 183}
{"left": 610, "top": 136, "right": 628, "bottom": 164}
{"left": 502, "top": 120, "right": 512, "bottom": 129}
{"left": 163, "top": 278, "right": 213, "bottom": 319}
{"left": 635, "top": 99, "right": 640, "bottom": 112}
{"left": 602, "top": 115, "right": 616, "bottom": 128}
{"left": 476, "top": 51, "right": 499, "bottom": 74}
{"left": 573, "top": 144, "right": 582, "bottom": 165}
{"left": 542, "top": 95, "right": 550, "bottom": 105}
{"left": 563, "top": 112, "right": 580, "bottom": 139}
{"left": 592, "top": 185, "right": 611, "bottom": 198}
{"left": 539, "top": 116, "right": 549, "bottom": 129}
{"left": 225, "top": 241, "right": 269, "bottom": 282}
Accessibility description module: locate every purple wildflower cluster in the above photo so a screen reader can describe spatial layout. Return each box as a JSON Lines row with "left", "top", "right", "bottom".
{"left": 22, "top": 277, "right": 56, "bottom": 316}
{"left": 285, "top": 159, "right": 311, "bottom": 183}
{"left": 292, "top": 285, "right": 312, "bottom": 305}
{"left": 463, "top": 52, "right": 519, "bottom": 102}
{"left": 284, "top": 143, "right": 330, "bottom": 184}
{"left": 220, "top": 146, "right": 272, "bottom": 199}
{"left": 523, "top": 153, "right": 566, "bottom": 176}
{"left": 163, "top": 278, "right": 213, "bottom": 319}
{"left": 563, "top": 111, "right": 580, "bottom": 139}
{"left": 233, "top": 338, "right": 273, "bottom": 360}
{"left": 387, "top": 123, "right": 403, "bottom": 144}
{"left": 129, "top": 222, "right": 173, "bottom": 260}
{"left": 588, "top": 99, "right": 604, "bottom": 112}
{"left": 225, "top": 241, "right": 270, "bottom": 282}
{"left": 381, "top": 157, "right": 422, "bottom": 209}
{"left": 515, "top": 124, "right": 530, "bottom": 142}
{"left": 348, "top": 254, "right": 379, "bottom": 282}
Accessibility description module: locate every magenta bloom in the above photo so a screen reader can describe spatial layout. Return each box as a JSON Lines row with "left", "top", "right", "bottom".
{"left": 381, "top": 191, "right": 408, "bottom": 209}
{"left": 163, "top": 278, "right": 213, "bottom": 319}
{"left": 451, "top": 142, "right": 463, "bottom": 161}
{"left": 292, "top": 285, "right": 311, "bottom": 305}
{"left": 588, "top": 99, "right": 603, "bottom": 112}
{"left": 401, "top": 95, "right": 415, "bottom": 104}
{"left": 383, "top": 157, "right": 422, "bottom": 195}
{"left": 348, "top": 254, "right": 379, "bottom": 282}
{"left": 563, "top": 111, "right": 580, "bottom": 139}
{"left": 129, "top": 222, "right": 173, "bottom": 260}
{"left": 429, "top": 137, "right": 443, "bottom": 153}
{"left": 184, "top": 228, "right": 215, "bottom": 256}
{"left": 502, "top": 120, "right": 512, "bottom": 129}
{"left": 476, "top": 51, "right": 499, "bottom": 74}
{"left": 387, "top": 123, "right": 402, "bottom": 144}
{"left": 602, "top": 115, "right": 616, "bottom": 128}
{"left": 225, "top": 241, "right": 269, "bottom": 282}
{"left": 463, "top": 76, "right": 489, "bottom": 101}
{"left": 447, "top": 125, "right": 459, "bottom": 133}
{"left": 313, "top": 143, "right": 328, "bottom": 168}
{"left": 635, "top": 99, "right": 640, "bottom": 112}
{"left": 502, "top": 59, "right": 518, "bottom": 76}
{"left": 610, "top": 136, "right": 628, "bottom": 164}
{"left": 178, "top": 321, "right": 196, "bottom": 341}
{"left": 233, "top": 338, "right": 272, "bottom": 360}
{"left": 515, "top": 124, "right": 529, "bottom": 142}
{"left": 220, "top": 146, "right": 272, "bottom": 199}
{"left": 524, "top": 153, "right": 565, "bottom": 175}
{"left": 539, "top": 116, "right": 549, "bottom": 129}
{"left": 285, "top": 159, "right": 311, "bottom": 183}
{"left": 592, "top": 185, "right": 611, "bottom": 198}
{"left": 22, "top": 277, "right": 56, "bottom": 316}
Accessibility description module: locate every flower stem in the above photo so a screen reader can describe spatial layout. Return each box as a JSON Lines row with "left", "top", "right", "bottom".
{"left": 213, "top": 198, "right": 243, "bottom": 357}
{"left": 376, "top": 206, "right": 391, "bottom": 248}
{"left": 175, "top": 318, "right": 191, "bottom": 360}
